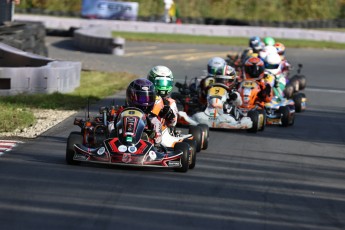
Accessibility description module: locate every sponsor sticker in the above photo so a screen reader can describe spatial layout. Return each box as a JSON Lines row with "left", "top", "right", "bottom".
{"left": 168, "top": 161, "right": 180, "bottom": 166}
{"left": 128, "top": 146, "right": 137, "bottom": 153}
{"left": 126, "top": 136, "right": 133, "bottom": 142}
{"left": 118, "top": 145, "right": 127, "bottom": 152}
{"left": 149, "top": 151, "right": 156, "bottom": 160}
{"left": 97, "top": 147, "right": 105, "bottom": 156}
{"left": 122, "top": 153, "right": 132, "bottom": 163}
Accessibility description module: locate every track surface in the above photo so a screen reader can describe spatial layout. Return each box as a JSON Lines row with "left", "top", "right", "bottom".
{"left": 0, "top": 37, "right": 345, "bottom": 230}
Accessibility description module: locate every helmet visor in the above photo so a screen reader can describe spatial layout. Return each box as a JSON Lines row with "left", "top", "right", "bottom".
{"left": 154, "top": 77, "right": 173, "bottom": 90}
{"left": 245, "top": 64, "right": 264, "bottom": 78}
{"left": 133, "top": 91, "right": 156, "bottom": 106}
{"left": 265, "top": 63, "right": 280, "bottom": 70}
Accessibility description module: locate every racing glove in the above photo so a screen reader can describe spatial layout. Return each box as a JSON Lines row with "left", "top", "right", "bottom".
{"left": 229, "top": 92, "right": 238, "bottom": 101}
{"left": 159, "top": 105, "right": 175, "bottom": 121}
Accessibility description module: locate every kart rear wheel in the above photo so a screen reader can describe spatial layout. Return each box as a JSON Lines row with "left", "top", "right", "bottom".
{"left": 247, "top": 110, "right": 259, "bottom": 133}
{"left": 183, "top": 139, "right": 197, "bottom": 169}
{"left": 289, "top": 76, "right": 300, "bottom": 92}
{"left": 293, "top": 93, "right": 306, "bottom": 113}
{"left": 174, "top": 142, "right": 190, "bottom": 173}
{"left": 197, "top": 124, "right": 209, "bottom": 150}
{"left": 257, "top": 109, "right": 266, "bottom": 132}
{"left": 295, "top": 74, "right": 307, "bottom": 90}
{"left": 279, "top": 106, "right": 290, "bottom": 127}
{"left": 188, "top": 125, "right": 203, "bottom": 152}
{"left": 66, "top": 132, "right": 82, "bottom": 165}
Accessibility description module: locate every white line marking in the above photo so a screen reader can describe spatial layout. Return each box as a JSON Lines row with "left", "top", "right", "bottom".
{"left": 305, "top": 88, "right": 345, "bottom": 94}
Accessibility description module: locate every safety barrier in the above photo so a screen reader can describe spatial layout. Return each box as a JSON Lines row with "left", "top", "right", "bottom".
{"left": 73, "top": 26, "right": 125, "bottom": 55}
{"left": 0, "top": 42, "right": 81, "bottom": 96}
{"left": 13, "top": 14, "right": 345, "bottom": 43}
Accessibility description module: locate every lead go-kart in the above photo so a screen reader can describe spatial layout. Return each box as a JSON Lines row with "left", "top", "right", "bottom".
{"left": 66, "top": 106, "right": 208, "bottom": 173}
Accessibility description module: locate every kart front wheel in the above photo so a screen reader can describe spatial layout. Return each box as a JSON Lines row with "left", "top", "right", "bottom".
{"left": 247, "top": 110, "right": 259, "bottom": 133}
{"left": 279, "top": 106, "right": 290, "bottom": 127}
{"left": 183, "top": 139, "right": 197, "bottom": 169}
{"left": 188, "top": 125, "right": 203, "bottom": 152}
{"left": 66, "top": 132, "right": 83, "bottom": 165}
{"left": 197, "top": 124, "right": 209, "bottom": 150}
{"left": 293, "top": 93, "right": 306, "bottom": 113}
{"left": 174, "top": 142, "right": 190, "bottom": 173}
{"left": 257, "top": 109, "right": 266, "bottom": 132}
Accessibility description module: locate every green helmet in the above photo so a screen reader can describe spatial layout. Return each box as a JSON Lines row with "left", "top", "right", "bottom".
{"left": 263, "top": 37, "right": 275, "bottom": 46}
{"left": 147, "top": 66, "right": 174, "bottom": 97}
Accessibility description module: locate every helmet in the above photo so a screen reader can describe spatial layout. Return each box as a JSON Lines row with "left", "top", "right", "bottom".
{"left": 274, "top": 42, "right": 286, "bottom": 56}
{"left": 264, "top": 52, "right": 282, "bottom": 75}
{"left": 207, "top": 57, "right": 226, "bottom": 76}
{"left": 126, "top": 78, "right": 156, "bottom": 113}
{"left": 249, "top": 36, "right": 264, "bottom": 52}
{"left": 243, "top": 57, "right": 265, "bottom": 81}
{"left": 147, "top": 65, "right": 174, "bottom": 97}
{"left": 214, "top": 65, "right": 237, "bottom": 88}
{"left": 263, "top": 37, "right": 275, "bottom": 46}
{"left": 259, "top": 45, "right": 278, "bottom": 60}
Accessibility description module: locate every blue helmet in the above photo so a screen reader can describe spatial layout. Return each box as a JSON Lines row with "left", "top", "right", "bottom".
{"left": 249, "top": 36, "right": 264, "bottom": 52}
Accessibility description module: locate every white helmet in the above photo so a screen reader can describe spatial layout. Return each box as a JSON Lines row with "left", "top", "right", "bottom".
{"left": 264, "top": 52, "right": 282, "bottom": 75}
{"left": 207, "top": 57, "right": 226, "bottom": 76}
{"left": 259, "top": 45, "right": 278, "bottom": 60}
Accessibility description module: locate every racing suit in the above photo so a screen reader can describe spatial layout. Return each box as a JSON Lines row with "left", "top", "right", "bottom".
{"left": 151, "top": 96, "right": 178, "bottom": 128}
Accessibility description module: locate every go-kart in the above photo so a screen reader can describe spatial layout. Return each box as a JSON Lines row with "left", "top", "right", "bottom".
{"left": 283, "top": 64, "right": 307, "bottom": 112}
{"left": 66, "top": 107, "right": 195, "bottom": 172}
{"left": 238, "top": 79, "right": 295, "bottom": 128}
{"left": 177, "top": 83, "right": 261, "bottom": 133}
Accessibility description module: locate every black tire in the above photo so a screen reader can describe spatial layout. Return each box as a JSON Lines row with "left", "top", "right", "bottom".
{"left": 284, "top": 84, "right": 294, "bottom": 99}
{"left": 183, "top": 139, "right": 197, "bottom": 169}
{"left": 188, "top": 125, "right": 203, "bottom": 152}
{"left": 295, "top": 74, "right": 307, "bottom": 90}
{"left": 66, "top": 132, "right": 83, "bottom": 165}
{"left": 289, "top": 76, "right": 300, "bottom": 92}
{"left": 247, "top": 110, "right": 259, "bottom": 133}
{"left": 174, "top": 142, "right": 190, "bottom": 173}
{"left": 279, "top": 106, "right": 290, "bottom": 127}
{"left": 197, "top": 124, "right": 209, "bottom": 150}
{"left": 293, "top": 93, "right": 304, "bottom": 113}
{"left": 257, "top": 109, "right": 266, "bottom": 131}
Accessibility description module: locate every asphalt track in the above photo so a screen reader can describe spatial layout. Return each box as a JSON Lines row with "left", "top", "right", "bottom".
{"left": 0, "top": 37, "right": 345, "bottom": 230}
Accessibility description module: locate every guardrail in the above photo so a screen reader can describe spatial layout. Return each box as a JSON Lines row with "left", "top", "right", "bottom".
{"left": 13, "top": 14, "right": 345, "bottom": 43}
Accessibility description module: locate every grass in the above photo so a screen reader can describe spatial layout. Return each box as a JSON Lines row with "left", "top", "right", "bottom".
{"left": 0, "top": 71, "right": 137, "bottom": 133}
{"left": 112, "top": 31, "right": 345, "bottom": 50}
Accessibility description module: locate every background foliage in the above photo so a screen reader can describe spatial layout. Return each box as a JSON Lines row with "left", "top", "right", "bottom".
{"left": 16, "top": 0, "right": 345, "bottom": 21}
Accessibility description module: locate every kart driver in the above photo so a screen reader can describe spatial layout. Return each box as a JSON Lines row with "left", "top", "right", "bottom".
{"left": 213, "top": 65, "right": 242, "bottom": 118}
{"left": 108, "top": 78, "right": 163, "bottom": 147}
{"left": 198, "top": 57, "right": 227, "bottom": 105}
{"left": 242, "top": 57, "right": 272, "bottom": 104}
{"left": 147, "top": 65, "right": 178, "bottom": 129}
